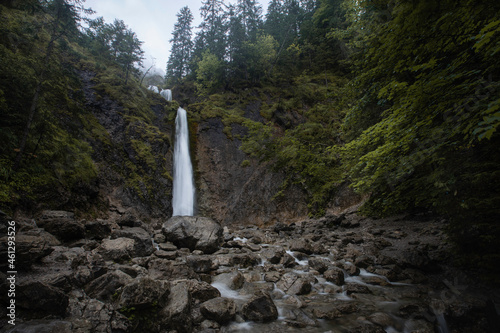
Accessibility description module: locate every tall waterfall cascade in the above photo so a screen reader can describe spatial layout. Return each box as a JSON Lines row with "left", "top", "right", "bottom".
{"left": 172, "top": 107, "right": 195, "bottom": 216}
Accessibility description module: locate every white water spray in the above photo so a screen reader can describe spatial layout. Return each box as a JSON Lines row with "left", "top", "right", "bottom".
{"left": 172, "top": 107, "right": 195, "bottom": 216}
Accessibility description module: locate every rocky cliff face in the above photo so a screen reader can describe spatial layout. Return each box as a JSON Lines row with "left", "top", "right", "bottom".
{"left": 194, "top": 116, "right": 309, "bottom": 227}
{"left": 80, "top": 71, "right": 174, "bottom": 220}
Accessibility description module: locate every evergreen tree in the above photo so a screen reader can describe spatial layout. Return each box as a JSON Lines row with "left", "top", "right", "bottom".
{"left": 195, "top": 0, "right": 227, "bottom": 61}
{"left": 236, "top": 0, "right": 263, "bottom": 41}
{"left": 166, "top": 6, "right": 194, "bottom": 83}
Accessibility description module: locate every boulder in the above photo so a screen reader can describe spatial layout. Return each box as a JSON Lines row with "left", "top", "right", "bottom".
{"left": 39, "top": 219, "right": 85, "bottom": 242}
{"left": 185, "top": 280, "right": 221, "bottom": 302}
{"left": 148, "top": 258, "right": 199, "bottom": 280}
{"left": 112, "top": 227, "right": 154, "bottom": 257}
{"left": 324, "top": 267, "right": 345, "bottom": 285}
{"left": 85, "top": 270, "right": 132, "bottom": 301}
{"left": 1, "top": 230, "right": 58, "bottom": 269}
{"left": 186, "top": 255, "right": 215, "bottom": 273}
{"left": 308, "top": 257, "right": 332, "bottom": 274}
{"left": 241, "top": 291, "right": 278, "bottom": 323}
{"left": 260, "top": 247, "right": 285, "bottom": 264}
{"left": 161, "top": 281, "right": 192, "bottom": 333}
{"left": 276, "top": 272, "right": 312, "bottom": 295}
{"left": 289, "top": 239, "right": 313, "bottom": 254}
{"left": 99, "top": 237, "right": 135, "bottom": 262}
{"left": 17, "top": 281, "right": 69, "bottom": 318}
{"left": 162, "top": 216, "right": 223, "bottom": 254}
{"left": 118, "top": 278, "right": 170, "bottom": 309}
{"left": 85, "top": 220, "right": 112, "bottom": 240}
{"left": 200, "top": 297, "right": 236, "bottom": 324}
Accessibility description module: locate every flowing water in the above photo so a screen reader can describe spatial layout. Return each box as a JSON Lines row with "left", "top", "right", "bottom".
{"left": 172, "top": 107, "right": 195, "bottom": 216}
{"left": 160, "top": 88, "right": 172, "bottom": 101}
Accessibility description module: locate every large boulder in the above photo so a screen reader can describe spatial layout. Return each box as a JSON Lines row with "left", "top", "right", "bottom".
{"left": 276, "top": 272, "right": 313, "bottom": 295}
{"left": 162, "top": 216, "right": 223, "bottom": 254}
{"left": 111, "top": 227, "right": 154, "bottom": 257}
{"left": 200, "top": 297, "right": 236, "bottom": 324}
{"left": 241, "top": 291, "right": 278, "bottom": 323}
{"left": 17, "top": 281, "right": 69, "bottom": 318}
{"left": 37, "top": 210, "right": 85, "bottom": 242}
{"left": 118, "top": 278, "right": 170, "bottom": 310}
{"left": 0, "top": 230, "right": 59, "bottom": 269}
{"left": 85, "top": 270, "right": 133, "bottom": 301}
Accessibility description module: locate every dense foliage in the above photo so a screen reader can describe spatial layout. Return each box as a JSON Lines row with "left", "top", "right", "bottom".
{"left": 0, "top": 0, "right": 170, "bottom": 216}
{"left": 167, "top": 0, "right": 499, "bottom": 272}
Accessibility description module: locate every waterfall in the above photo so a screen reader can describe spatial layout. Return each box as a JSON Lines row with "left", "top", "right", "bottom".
{"left": 172, "top": 107, "right": 195, "bottom": 216}
{"left": 148, "top": 85, "right": 159, "bottom": 93}
{"left": 160, "top": 89, "right": 172, "bottom": 101}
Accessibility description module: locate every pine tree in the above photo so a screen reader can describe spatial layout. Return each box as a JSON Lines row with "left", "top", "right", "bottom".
{"left": 236, "top": 0, "right": 263, "bottom": 41}
{"left": 195, "top": 0, "right": 227, "bottom": 61}
{"left": 166, "top": 6, "right": 194, "bottom": 83}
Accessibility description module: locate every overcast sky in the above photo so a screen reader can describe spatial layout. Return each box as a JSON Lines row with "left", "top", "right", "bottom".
{"left": 84, "top": 0, "right": 270, "bottom": 75}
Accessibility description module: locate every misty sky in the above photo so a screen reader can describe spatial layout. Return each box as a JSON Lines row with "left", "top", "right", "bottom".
{"left": 84, "top": 0, "right": 271, "bottom": 75}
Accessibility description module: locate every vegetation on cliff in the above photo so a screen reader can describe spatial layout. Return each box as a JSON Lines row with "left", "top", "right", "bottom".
{"left": 0, "top": 1, "right": 173, "bottom": 216}
{"left": 167, "top": 0, "right": 500, "bottom": 271}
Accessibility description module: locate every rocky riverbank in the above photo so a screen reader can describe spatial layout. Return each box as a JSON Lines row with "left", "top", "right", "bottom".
{"left": 1, "top": 209, "right": 498, "bottom": 332}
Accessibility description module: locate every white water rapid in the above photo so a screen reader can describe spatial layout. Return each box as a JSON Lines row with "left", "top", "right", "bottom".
{"left": 172, "top": 107, "right": 195, "bottom": 216}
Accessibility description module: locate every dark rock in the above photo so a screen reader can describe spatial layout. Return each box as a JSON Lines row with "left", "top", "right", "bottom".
{"left": 98, "top": 237, "right": 135, "bottom": 262}
{"left": 118, "top": 278, "right": 170, "bottom": 309}
{"left": 3, "top": 320, "right": 74, "bottom": 333}
{"left": 368, "top": 312, "right": 396, "bottom": 327}
{"left": 324, "top": 267, "right": 345, "bottom": 285}
{"left": 117, "top": 211, "right": 142, "bottom": 227}
{"left": 323, "top": 214, "right": 346, "bottom": 227}
{"left": 280, "top": 252, "right": 296, "bottom": 267}
{"left": 1, "top": 230, "right": 58, "bottom": 270}
{"left": 346, "top": 323, "right": 386, "bottom": 333}
{"left": 401, "top": 250, "right": 441, "bottom": 273}
{"left": 148, "top": 258, "right": 198, "bottom": 280}
{"left": 276, "top": 272, "right": 312, "bottom": 295}
{"left": 85, "top": 270, "right": 132, "bottom": 301}
{"left": 161, "top": 281, "right": 192, "bottom": 333}
{"left": 18, "top": 282, "right": 68, "bottom": 318}
{"left": 309, "top": 257, "right": 331, "bottom": 274}
{"left": 200, "top": 297, "right": 236, "bottom": 324}
{"left": 112, "top": 227, "right": 154, "bottom": 257}
{"left": 345, "top": 283, "right": 372, "bottom": 295}
{"left": 289, "top": 239, "right": 313, "bottom": 254}
{"left": 39, "top": 219, "right": 85, "bottom": 242}
{"left": 260, "top": 247, "right": 285, "bottom": 264}
{"left": 241, "top": 291, "right": 279, "bottom": 323}
{"left": 214, "top": 252, "right": 259, "bottom": 268}
{"left": 163, "top": 216, "right": 223, "bottom": 254}
{"left": 355, "top": 255, "right": 374, "bottom": 268}
{"left": 185, "top": 280, "right": 221, "bottom": 302}
{"left": 85, "top": 220, "right": 112, "bottom": 240}
{"left": 186, "top": 255, "right": 215, "bottom": 273}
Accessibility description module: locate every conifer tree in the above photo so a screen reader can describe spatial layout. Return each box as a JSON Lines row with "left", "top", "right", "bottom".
{"left": 236, "top": 0, "right": 263, "bottom": 41}
{"left": 166, "top": 6, "right": 194, "bottom": 83}
{"left": 194, "top": 0, "right": 227, "bottom": 61}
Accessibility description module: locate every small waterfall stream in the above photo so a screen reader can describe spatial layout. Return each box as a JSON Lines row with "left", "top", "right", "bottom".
{"left": 172, "top": 107, "right": 195, "bottom": 216}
